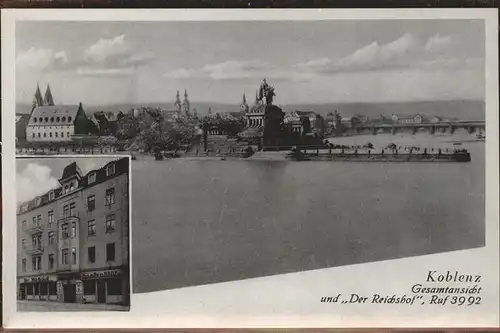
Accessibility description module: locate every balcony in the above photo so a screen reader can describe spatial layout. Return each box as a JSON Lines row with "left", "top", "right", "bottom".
{"left": 57, "top": 215, "right": 79, "bottom": 225}
{"left": 24, "top": 224, "right": 44, "bottom": 234}
{"left": 24, "top": 243, "right": 44, "bottom": 255}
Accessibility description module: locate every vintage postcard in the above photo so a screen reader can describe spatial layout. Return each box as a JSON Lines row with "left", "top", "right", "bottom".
{"left": 1, "top": 8, "right": 499, "bottom": 328}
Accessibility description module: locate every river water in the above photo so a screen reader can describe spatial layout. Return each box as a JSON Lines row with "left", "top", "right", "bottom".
{"left": 131, "top": 132, "right": 485, "bottom": 293}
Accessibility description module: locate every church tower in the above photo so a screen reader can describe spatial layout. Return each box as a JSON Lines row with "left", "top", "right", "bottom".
{"left": 32, "top": 83, "right": 44, "bottom": 109}
{"left": 174, "top": 90, "right": 182, "bottom": 115}
{"left": 240, "top": 93, "right": 249, "bottom": 113}
{"left": 182, "top": 89, "right": 190, "bottom": 116}
{"left": 44, "top": 83, "right": 55, "bottom": 106}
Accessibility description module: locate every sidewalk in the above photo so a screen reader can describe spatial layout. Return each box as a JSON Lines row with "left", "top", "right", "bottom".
{"left": 17, "top": 300, "right": 129, "bottom": 312}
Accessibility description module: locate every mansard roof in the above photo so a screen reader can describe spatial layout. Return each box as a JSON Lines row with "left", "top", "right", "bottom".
{"left": 17, "top": 157, "right": 129, "bottom": 215}
{"left": 28, "top": 104, "right": 82, "bottom": 126}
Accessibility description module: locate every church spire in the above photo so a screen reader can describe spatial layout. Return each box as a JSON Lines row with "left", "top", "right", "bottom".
{"left": 242, "top": 92, "right": 247, "bottom": 105}
{"left": 32, "top": 83, "right": 44, "bottom": 109}
{"left": 44, "top": 83, "right": 55, "bottom": 106}
{"left": 184, "top": 89, "right": 188, "bottom": 99}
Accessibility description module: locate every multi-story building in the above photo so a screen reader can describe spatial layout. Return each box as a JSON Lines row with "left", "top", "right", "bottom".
{"left": 17, "top": 157, "right": 130, "bottom": 306}
{"left": 26, "top": 84, "right": 98, "bottom": 143}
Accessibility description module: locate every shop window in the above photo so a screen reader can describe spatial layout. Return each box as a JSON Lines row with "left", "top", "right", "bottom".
{"left": 105, "top": 188, "right": 115, "bottom": 205}
{"left": 107, "top": 278, "right": 122, "bottom": 296}
{"left": 84, "top": 280, "right": 96, "bottom": 295}
{"left": 88, "top": 220, "right": 96, "bottom": 236}
{"left": 106, "top": 243, "right": 115, "bottom": 262}
{"left": 26, "top": 285, "right": 33, "bottom": 295}
{"left": 34, "top": 283, "right": 40, "bottom": 295}
{"left": 61, "top": 248, "right": 68, "bottom": 265}
{"left": 105, "top": 214, "right": 115, "bottom": 233}
{"left": 87, "top": 195, "right": 96, "bottom": 211}
{"left": 88, "top": 246, "right": 96, "bottom": 263}
{"left": 40, "top": 282, "right": 48, "bottom": 295}
{"left": 49, "top": 282, "right": 57, "bottom": 295}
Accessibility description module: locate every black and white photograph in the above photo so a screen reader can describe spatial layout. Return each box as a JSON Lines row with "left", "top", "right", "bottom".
{"left": 2, "top": 9, "right": 498, "bottom": 329}
{"left": 16, "top": 156, "right": 131, "bottom": 311}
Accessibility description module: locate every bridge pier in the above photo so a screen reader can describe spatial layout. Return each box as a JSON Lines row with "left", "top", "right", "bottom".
{"left": 372, "top": 126, "right": 376, "bottom": 135}
{"left": 391, "top": 126, "right": 397, "bottom": 135}
{"left": 412, "top": 126, "right": 417, "bottom": 135}
{"left": 430, "top": 126, "right": 436, "bottom": 135}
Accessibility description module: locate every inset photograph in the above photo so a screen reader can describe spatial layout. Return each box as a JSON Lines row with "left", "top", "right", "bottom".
{"left": 16, "top": 156, "right": 130, "bottom": 312}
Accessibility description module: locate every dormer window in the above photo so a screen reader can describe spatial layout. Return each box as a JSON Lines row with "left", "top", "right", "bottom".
{"left": 35, "top": 197, "right": 41, "bottom": 207}
{"left": 70, "top": 183, "right": 75, "bottom": 192}
{"left": 49, "top": 191, "right": 55, "bottom": 200}
{"left": 88, "top": 172, "right": 96, "bottom": 184}
{"left": 68, "top": 116, "right": 72, "bottom": 122}
{"left": 34, "top": 118, "right": 37, "bottom": 123}
{"left": 106, "top": 164, "right": 115, "bottom": 177}
{"left": 64, "top": 185, "right": 69, "bottom": 194}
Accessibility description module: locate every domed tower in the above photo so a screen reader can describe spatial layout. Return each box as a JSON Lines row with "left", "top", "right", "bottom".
{"left": 174, "top": 90, "right": 182, "bottom": 115}
{"left": 182, "top": 89, "right": 190, "bottom": 116}
{"left": 240, "top": 93, "right": 249, "bottom": 114}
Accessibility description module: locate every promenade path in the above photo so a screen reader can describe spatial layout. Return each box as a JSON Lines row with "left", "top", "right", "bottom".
{"left": 17, "top": 300, "right": 129, "bottom": 312}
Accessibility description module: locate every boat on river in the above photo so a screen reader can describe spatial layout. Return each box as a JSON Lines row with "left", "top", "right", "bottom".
{"left": 286, "top": 149, "right": 471, "bottom": 162}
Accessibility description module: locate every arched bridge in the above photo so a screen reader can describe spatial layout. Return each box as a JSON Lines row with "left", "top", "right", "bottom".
{"left": 355, "top": 120, "right": 485, "bottom": 135}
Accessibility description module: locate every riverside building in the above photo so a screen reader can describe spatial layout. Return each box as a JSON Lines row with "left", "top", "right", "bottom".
{"left": 16, "top": 157, "right": 130, "bottom": 306}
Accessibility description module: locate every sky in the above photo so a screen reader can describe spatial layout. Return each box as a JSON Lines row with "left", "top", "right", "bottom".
{"left": 16, "top": 157, "right": 118, "bottom": 204}
{"left": 16, "top": 20, "right": 485, "bottom": 106}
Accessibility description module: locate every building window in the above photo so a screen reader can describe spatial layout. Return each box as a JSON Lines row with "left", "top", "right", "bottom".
{"left": 105, "top": 188, "right": 115, "bottom": 205}
{"left": 72, "top": 247, "right": 77, "bottom": 265}
{"left": 69, "top": 183, "right": 75, "bottom": 192}
{"left": 106, "top": 164, "right": 115, "bottom": 176}
{"left": 55, "top": 132, "right": 58, "bottom": 138}
{"left": 32, "top": 234, "right": 41, "bottom": 247}
{"left": 49, "top": 132, "right": 53, "bottom": 138}
{"left": 71, "top": 222, "right": 77, "bottom": 238}
{"left": 22, "top": 259, "right": 26, "bottom": 272}
{"left": 48, "top": 231, "right": 55, "bottom": 244}
{"left": 106, "top": 243, "right": 115, "bottom": 262}
{"left": 61, "top": 223, "right": 69, "bottom": 238}
{"left": 107, "top": 278, "right": 122, "bottom": 296}
{"left": 48, "top": 210, "right": 54, "bottom": 224}
{"left": 63, "top": 204, "right": 69, "bottom": 217}
{"left": 67, "top": 132, "right": 71, "bottom": 137}
{"left": 61, "top": 132, "right": 64, "bottom": 137}
{"left": 88, "top": 246, "right": 96, "bottom": 263}
{"left": 62, "top": 116, "right": 66, "bottom": 122}
{"left": 32, "top": 216, "right": 36, "bottom": 225}
{"left": 49, "top": 191, "right": 55, "bottom": 201}
{"left": 88, "top": 173, "right": 96, "bottom": 184}
{"left": 44, "top": 117, "right": 49, "bottom": 123}
{"left": 105, "top": 214, "right": 116, "bottom": 233}
{"left": 22, "top": 220, "right": 26, "bottom": 230}
{"left": 69, "top": 202, "right": 76, "bottom": 216}
{"left": 64, "top": 185, "right": 69, "bottom": 194}
{"left": 88, "top": 220, "right": 96, "bottom": 236}
{"left": 56, "top": 117, "right": 60, "bottom": 122}
{"left": 32, "top": 256, "right": 42, "bottom": 271}
{"left": 38, "top": 133, "right": 41, "bottom": 138}
{"left": 32, "top": 132, "right": 36, "bottom": 138}
{"left": 68, "top": 116, "right": 72, "bottom": 122}
{"left": 61, "top": 248, "right": 68, "bottom": 265}
{"left": 84, "top": 280, "right": 96, "bottom": 295}
{"left": 34, "top": 118, "right": 37, "bottom": 123}
{"left": 50, "top": 117, "right": 54, "bottom": 122}
{"left": 35, "top": 197, "right": 41, "bottom": 206}
{"left": 87, "top": 195, "right": 96, "bottom": 212}
{"left": 21, "top": 239, "right": 26, "bottom": 247}
{"left": 43, "top": 133, "right": 47, "bottom": 138}
{"left": 48, "top": 254, "right": 54, "bottom": 269}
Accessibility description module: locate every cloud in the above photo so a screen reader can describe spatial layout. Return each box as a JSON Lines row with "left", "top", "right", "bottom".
{"left": 201, "top": 60, "right": 276, "bottom": 80}
{"left": 16, "top": 47, "right": 68, "bottom": 71}
{"left": 76, "top": 67, "right": 135, "bottom": 77}
{"left": 425, "top": 33, "right": 454, "bottom": 53}
{"left": 165, "top": 68, "right": 198, "bottom": 79}
{"left": 16, "top": 163, "right": 59, "bottom": 204}
{"left": 85, "top": 34, "right": 128, "bottom": 63}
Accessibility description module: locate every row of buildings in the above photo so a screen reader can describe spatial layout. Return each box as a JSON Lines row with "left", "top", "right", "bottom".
{"left": 17, "top": 157, "right": 130, "bottom": 305}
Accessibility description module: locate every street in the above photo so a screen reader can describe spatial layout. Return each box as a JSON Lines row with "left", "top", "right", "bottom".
{"left": 17, "top": 300, "right": 129, "bottom": 312}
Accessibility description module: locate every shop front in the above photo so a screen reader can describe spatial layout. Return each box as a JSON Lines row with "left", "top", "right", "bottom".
{"left": 81, "top": 267, "right": 129, "bottom": 305}
{"left": 18, "top": 275, "right": 58, "bottom": 301}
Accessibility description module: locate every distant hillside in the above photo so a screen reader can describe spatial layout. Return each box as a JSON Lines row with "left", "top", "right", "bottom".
{"left": 16, "top": 100, "right": 485, "bottom": 121}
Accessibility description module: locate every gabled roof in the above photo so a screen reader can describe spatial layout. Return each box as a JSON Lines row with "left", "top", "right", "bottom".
{"left": 60, "top": 161, "right": 83, "bottom": 181}
{"left": 28, "top": 105, "right": 81, "bottom": 126}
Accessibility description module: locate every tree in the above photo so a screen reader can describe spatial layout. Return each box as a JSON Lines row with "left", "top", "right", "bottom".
{"left": 115, "top": 113, "right": 140, "bottom": 140}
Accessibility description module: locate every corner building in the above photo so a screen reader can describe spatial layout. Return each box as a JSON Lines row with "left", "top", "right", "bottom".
{"left": 17, "top": 157, "right": 130, "bottom": 305}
